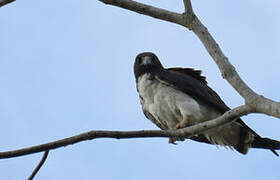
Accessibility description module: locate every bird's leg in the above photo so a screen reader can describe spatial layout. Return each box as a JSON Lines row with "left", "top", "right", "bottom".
{"left": 168, "top": 116, "right": 192, "bottom": 144}
{"left": 175, "top": 115, "right": 191, "bottom": 129}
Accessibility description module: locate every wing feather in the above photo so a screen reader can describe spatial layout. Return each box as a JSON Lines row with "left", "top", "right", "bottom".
{"left": 156, "top": 68, "right": 229, "bottom": 113}
{"left": 158, "top": 68, "right": 279, "bottom": 155}
{"left": 167, "top": 68, "right": 207, "bottom": 84}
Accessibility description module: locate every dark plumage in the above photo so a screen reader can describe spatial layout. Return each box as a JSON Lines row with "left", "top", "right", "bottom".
{"left": 134, "top": 52, "right": 280, "bottom": 156}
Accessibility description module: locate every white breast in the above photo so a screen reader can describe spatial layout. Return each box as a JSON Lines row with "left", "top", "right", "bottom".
{"left": 137, "top": 74, "right": 220, "bottom": 130}
{"left": 137, "top": 73, "right": 253, "bottom": 149}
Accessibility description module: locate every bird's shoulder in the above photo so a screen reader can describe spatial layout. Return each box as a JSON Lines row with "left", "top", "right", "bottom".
{"left": 155, "top": 67, "right": 230, "bottom": 113}
{"left": 167, "top": 67, "right": 207, "bottom": 84}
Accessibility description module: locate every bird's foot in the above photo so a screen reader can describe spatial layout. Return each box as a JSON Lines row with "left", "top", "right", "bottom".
{"left": 168, "top": 116, "right": 192, "bottom": 144}
{"left": 175, "top": 116, "right": 191, "bottom": 129}
{"left": 168, "top": 137, "right": 178, "bottom": 145}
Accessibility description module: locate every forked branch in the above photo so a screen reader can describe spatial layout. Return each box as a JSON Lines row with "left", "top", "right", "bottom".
{"left": 98, "top": 0, "right": 280, "bottom": 118}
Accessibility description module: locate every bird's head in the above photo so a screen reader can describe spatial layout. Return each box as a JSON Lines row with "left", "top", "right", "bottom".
{"left": 134, "top": 52, "right": 164, "bottom": 79}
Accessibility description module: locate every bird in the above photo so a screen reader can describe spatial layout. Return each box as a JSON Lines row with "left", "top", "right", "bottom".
{"left": 134, "top": 52, "right": 280, "bottom": 156}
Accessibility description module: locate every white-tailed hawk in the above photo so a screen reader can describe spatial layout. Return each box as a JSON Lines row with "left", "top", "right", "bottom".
{"left": 134, "top": 52, "right": 280, "bottom": 156}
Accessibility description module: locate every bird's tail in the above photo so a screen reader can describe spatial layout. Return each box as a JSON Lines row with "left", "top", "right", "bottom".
{"left": 233, "top": 119, "right": 280, "bottom": 156}
{"left": 251, "top": 137, "right": 280, "bottom": 156}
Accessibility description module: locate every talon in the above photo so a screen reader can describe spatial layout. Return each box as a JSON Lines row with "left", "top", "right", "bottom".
{"left": 169, "top": 116, "right": 192, "bottom": 144}
{"left": 168, "top": 137, "right": 177, "bottom": 145}
{"left": 175, "top": 116, "right": 192, "bottom": 129}
{"left": 175, "top": 123, "right": 183, "bottom": 129}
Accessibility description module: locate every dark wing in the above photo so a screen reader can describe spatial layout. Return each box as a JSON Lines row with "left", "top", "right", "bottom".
{"left": 156, "top": 68, "right": 230, "bottom": 113}
{"left": 168, "top": 68, "right": 207, "bottom": 84}
{"left": 158, "top": 68, "right": 279, "bottom": 155}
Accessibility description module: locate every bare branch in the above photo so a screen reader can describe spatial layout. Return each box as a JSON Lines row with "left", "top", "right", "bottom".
{"left": 0, "top": 105, "right": 253, "bottom": 159}
{"left": 183, "top": 0, "right": 193, "bottom": 14}
{"left": 28, "top": 151, "right": 50, "bottom": 180}
{"left": 99, "top": 0, "right": 186, "bottom": 27}
{"left": 0, "top": 0, "right": 15, "bottom": 7}
{"left": 188, "top": 15, "right": 280, "bottom": 118}
{"left": 99, "top": 0, "right": 280, "bottom": 118}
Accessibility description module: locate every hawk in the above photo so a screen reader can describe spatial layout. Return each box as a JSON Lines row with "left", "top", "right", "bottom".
{"left": 134, "top": 52, "right": 280, "bottom": 155}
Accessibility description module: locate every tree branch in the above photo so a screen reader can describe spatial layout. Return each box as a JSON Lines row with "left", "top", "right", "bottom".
{"left": 99, "top": 0, "right": 186, "bottom": 27}
{"left": 188, "top": 11, "right": 280, "bottom": 118}
{"left": 183, "top": 0, "right": 193, "bottom": 15}
{"left": 0, "top": 0, "right": 15, "bottom": 7}
{"left": 0, "top": 105, "right": 253, "bottom": 159}
{"left": 98, "top": 0, "right": 280, "bottom": 118}
{"left": 27, "top": 150, "right": 49, "bottom": 180}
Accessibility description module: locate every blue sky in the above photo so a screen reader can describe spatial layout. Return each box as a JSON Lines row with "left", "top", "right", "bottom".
{"left": 0, "top": 0, "right": 280, "bottom": 179}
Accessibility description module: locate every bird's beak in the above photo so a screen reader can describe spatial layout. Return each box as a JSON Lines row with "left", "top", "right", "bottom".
{"left": 141, "top": 56, "right": 152, "bottom": 65}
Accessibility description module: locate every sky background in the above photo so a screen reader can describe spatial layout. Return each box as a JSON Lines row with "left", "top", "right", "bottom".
{"left": 1, "top": 0, "right": 280, "bottom": 179}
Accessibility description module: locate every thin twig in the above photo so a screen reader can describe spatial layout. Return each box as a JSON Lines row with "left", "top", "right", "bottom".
{"left": 27, "top": 150, "right": 50, "bottom": 180}
{"left": 0, "top": 0, "right": 15, "bottom": 7}
{"left": 0, "top": 105, "right": 253, "bottom": 159}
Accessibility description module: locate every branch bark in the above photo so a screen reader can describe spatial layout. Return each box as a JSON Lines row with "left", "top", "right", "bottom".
{"left": 183, "top": 0, "right": 193, "bottom": 15}
{"left": 100, "top": 0, "right": 185, "bottom": 26}
{"left": 98, "top": 0, "right": 280, "bottom": 118}
{"left": 0, "top": 105, "right": 252, "bottom": 159}
{"left": 28, "top": 151, "right": 49, "bottom": 180}
{"left": 0, "top": 0, "right": 15, "bottom": 7}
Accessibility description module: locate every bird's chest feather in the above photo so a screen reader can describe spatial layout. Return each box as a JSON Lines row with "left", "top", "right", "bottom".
{"left": 137, "top": 74, "right": 208, "bottom": 129}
